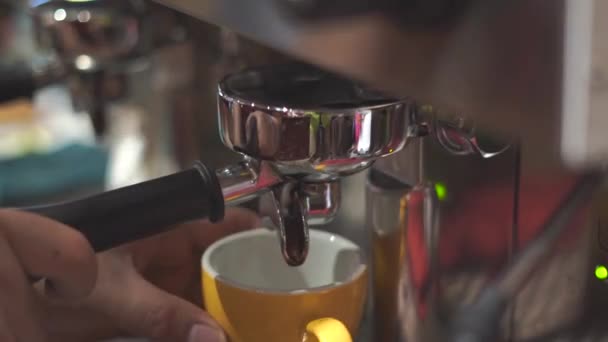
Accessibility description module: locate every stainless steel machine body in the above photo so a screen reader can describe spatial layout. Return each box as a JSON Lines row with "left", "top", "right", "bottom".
{"left": 151, "top": 0, "right": 608, "bottom": 171}
{"left": 27, "top": 0, "right": 608, "bottom": 341}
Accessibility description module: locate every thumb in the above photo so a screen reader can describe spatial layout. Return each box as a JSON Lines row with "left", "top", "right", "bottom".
{"left": 87, "top": 253, "right": 225, "bottom": 342}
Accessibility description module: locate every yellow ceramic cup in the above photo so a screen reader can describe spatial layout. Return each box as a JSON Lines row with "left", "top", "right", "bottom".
{"left": 202, "top": 228, "right": 368, "bottom": 342}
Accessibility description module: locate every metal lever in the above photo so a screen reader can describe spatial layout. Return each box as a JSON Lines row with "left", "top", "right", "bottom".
{"left": 429, "top": 111, "right": 511, "bottom": 159}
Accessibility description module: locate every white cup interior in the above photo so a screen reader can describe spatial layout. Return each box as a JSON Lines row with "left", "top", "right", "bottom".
{"left": 202, "top": 228, "right": 366, "bottom": 292}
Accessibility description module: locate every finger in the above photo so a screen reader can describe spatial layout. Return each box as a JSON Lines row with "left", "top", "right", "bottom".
{"left": 0, "top": 209, "right": 97, "bottom": 299}
{"left": 40, "top": 303, "right": 118, "bottom": 342}
{"left": 128, "top": 207, "right": 261, "bottom": 270}
{"left": 0, "top": 235, "right": 46, "bottom": 341}
{"left": 87, "top": 253, "right": 225, "bottom": 342}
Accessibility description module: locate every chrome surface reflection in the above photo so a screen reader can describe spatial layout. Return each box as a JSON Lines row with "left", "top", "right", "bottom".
{"left": 217, "top": 159, "right": 282, "bottom": 206}
{"left": 301, "top": 180, "right": 340, "bottom": 226}
{"left": 218, "top": 64, "right": 414, "bottom": 181}
{"left": 214, "top": 65, "right": 419, "bottom": 266}
{"left": 430, "top": 110, "right": 511, "bottom": 159}
{"left": 369, "top": 137, "right": 603, "bottom": 341}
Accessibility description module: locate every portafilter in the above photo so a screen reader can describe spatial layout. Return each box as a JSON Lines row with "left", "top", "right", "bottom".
{"left": 18, "top": 64, "right": 417, "bottom": 266}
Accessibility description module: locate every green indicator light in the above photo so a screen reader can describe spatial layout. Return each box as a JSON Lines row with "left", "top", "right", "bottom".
{"left": 435, "top": 183, "right": 447, "bottom": 201}
{"left": 596, "top": 265, "right": 608, "bottom": 280}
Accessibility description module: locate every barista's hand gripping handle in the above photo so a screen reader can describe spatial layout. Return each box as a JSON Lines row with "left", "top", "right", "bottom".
{"left": 22, "top": 161, "right": 225, "bottom": 252}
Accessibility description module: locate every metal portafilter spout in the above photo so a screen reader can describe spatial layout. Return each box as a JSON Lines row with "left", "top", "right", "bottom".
{"left": 16, "top": 64, "right": 417, "bottom": 267}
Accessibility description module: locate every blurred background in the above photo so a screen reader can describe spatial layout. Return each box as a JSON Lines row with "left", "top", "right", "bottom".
{"left": 0, "top": 1, "right": 240, "bottom": 196}
{"left": 0, "top": 0, "right": 366, "bottom": 239}
{"left": 7, "top": 1, "right": 608, "bottom": 341}
{"left": 0, "top": 0, "right": 106, "bottom": 206}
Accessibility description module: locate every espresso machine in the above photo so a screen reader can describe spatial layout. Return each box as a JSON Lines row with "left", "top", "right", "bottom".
{"left": 23, "top": 0, "right": 608, "bottom": 341}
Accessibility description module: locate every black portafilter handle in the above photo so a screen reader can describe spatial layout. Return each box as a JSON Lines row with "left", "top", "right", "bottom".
{"left": 21, "top": 161, "right": 225, "bottom": 253}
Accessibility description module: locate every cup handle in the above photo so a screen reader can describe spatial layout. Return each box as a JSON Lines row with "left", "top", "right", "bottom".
{"left": 304, "top": 318, "right": 351, "bottom": 342}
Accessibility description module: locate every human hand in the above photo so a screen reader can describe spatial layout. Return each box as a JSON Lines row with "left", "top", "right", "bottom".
{"left": 0, "top": 207, "right": 260, "bottom": 342}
